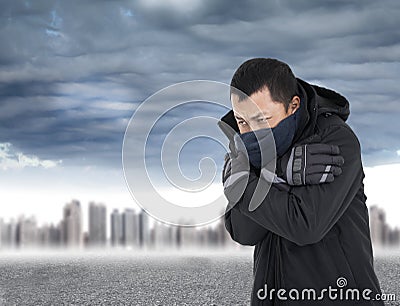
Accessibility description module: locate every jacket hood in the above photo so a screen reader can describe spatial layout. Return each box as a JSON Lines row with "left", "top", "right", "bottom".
{"left": 217, "top": 77, "right": 350, "bottom": 144}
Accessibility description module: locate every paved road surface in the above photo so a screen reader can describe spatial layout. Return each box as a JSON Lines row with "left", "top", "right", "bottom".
{"left": 0, "top": 248, "right": 398, "bottom": 305}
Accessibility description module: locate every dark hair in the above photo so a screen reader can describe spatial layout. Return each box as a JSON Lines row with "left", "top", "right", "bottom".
{"left": 230, "top": 58, "right": 297, "bottom": 112}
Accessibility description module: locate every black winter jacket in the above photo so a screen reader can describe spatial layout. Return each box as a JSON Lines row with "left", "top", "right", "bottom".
{"left": 218, "top": 78, "right": 384, "bottom": 305}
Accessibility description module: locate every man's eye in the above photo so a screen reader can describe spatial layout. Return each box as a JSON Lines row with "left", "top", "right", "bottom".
{"left": 257, "top": 117, "right": 271, "bottom": 123}
{"left": 238, "top": 121, "right": 247, "bottom": 125}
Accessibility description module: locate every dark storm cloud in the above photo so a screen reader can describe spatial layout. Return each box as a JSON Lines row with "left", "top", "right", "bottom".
{"left": 0, "top": 0, "right": 399, "bottom": 173}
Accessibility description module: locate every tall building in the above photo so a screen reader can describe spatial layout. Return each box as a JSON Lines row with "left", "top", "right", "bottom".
{"left": 122, "top": 208, "right": 139, "bottom": 247}
{"left": 83, "top": 231, "right": 89, "bottom": 247}
{"left": 215, "top": 214, "right": 233, "bottom": 248}
{"left": 196, "top": 225, "right": 209, "bottom": 247}
{"left": 59, "top": 219, "right": 66, "bottom": 245}
{"left": 0, "top": 218, "right": 4, "bottom": 248}
{"left": 179, "top": 226, "right": 198, "bottom": 248}
{"left": 369, "top": 205, "right": 386, "bottom": 247}
{"left": 63, "top": 199, "right": 83, "bottom": 248}
{"left": 111, "top": 209, "right": 123, "bottom": 246}
{"left": 37, "top": 223, "right": 51, "bottom": 247}
{"left": 88, "top": 202, "right": 107, "bottom": 246}
{"left": 174, "top": 217, "right": 200, "bottom": 249}
{"left": 49, "top": 223, "right": 62, "bottom": 247}
{"left": 138, "top": 209, "right": 151, "bottom": 248}
{"left": 368, "top": 205, "right": 400, "bottom": 248}
{"left": 388, "top": 227, "right": 400, "bottom": 246}
{"left": 153, "top": 221, "right": 176, "bottom": 249}
{"left": 17, "top": 215, "right": 38, "bottom": 248}
{"left": 6, "top": 218, "right": 17, "bottom": 248}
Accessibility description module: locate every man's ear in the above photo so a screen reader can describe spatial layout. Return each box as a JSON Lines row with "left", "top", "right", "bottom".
{"left": 289, "top": 96, "right": 301, "bottom": 115}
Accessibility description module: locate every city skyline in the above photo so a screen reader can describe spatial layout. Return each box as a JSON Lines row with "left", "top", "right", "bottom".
{"left": 1, "top": 162, "right": 400, "bottom": 232}
{"left": 0, "top": 198, "right": 238, "bottom": 250}
{"left": 0, "top": 200, "right": 398, "bottom": 251}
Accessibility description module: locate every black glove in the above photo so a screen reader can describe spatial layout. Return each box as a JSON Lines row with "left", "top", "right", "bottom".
{"left": 221, "top": 136, "right": 251, "bottom": 206}
{"left": 281, "top": 143, "right": 344, "bottom": 186}
{"left": 218, "top": 120, "right": 239, "bottom": 158}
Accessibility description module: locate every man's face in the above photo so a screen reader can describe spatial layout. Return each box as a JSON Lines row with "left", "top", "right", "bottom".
{"left": 232, "top": 86, "right": 300, "bottom": 134}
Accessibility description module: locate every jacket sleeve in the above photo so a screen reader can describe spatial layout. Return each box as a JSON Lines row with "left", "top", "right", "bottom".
{"left": 222, "top": 153, "right": 270, "bottom": 246}
{"left": 233, "top": 124, "right": 364, "bottom": 246}
{"left": 224, "top": 202, "right": 270, "bottom": 246}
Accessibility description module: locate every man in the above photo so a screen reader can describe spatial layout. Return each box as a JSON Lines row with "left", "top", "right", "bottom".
{"left": 218, "top": 58, "right": 384, "bottom": 305}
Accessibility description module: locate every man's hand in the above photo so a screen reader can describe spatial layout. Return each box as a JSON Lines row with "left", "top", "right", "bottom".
{"left": 281, "top": 143, "right": 344, "bottom": 185}
{"left": 222, "top": 142, "right": 250, "bottom": 207}
{"left": 259, "top": 143, "right": 344, "bottom": 187}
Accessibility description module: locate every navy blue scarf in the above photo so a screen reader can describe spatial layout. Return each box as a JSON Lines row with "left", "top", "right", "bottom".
{"left": 238, "top": 111, "right": 299, "bottom": 169}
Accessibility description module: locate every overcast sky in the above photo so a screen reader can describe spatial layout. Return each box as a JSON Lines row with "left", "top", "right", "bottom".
{"left": 1, "top": 0, "right": 399, "bottom": 229}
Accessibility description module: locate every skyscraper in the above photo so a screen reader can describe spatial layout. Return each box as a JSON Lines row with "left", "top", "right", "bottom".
{"left": 6, "top": 218, "right": 17, "bottom": 248}
{"left": 122, "top": 208, "right": 140, "bottom": 247}
{"left": 153, "top": 220, "right": 175, "bottom": 249}
{"left": 138, "top": 209, "right": 151, "bottom": 248}
{"left": 0, "top": 218, "right": 4, "bottom": 249}
{"left": 63, "top": 199, "right": 83, "bottom": 248}
{"left": 216, "top": 213, "right": 232, "bottom": 247}
{"left": 111, "top": 209, "right": 122, "bottom": 246}
{"left": 88, "top": 202, "right": 107, "bottom": 246}
{"left": 369, "top": 205, "right": 389, "bottom": 247}
{"left": 17, "top": 215, "right": 38, "bottom": 248}
{"left": 178, "top": 226, "right": 198, "bottom": 248}
{"left": 37, "top": 223, "right": 51, "bottom": 247}
{"left": 49, "top": 222, "right": 62, "bottom": 247}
